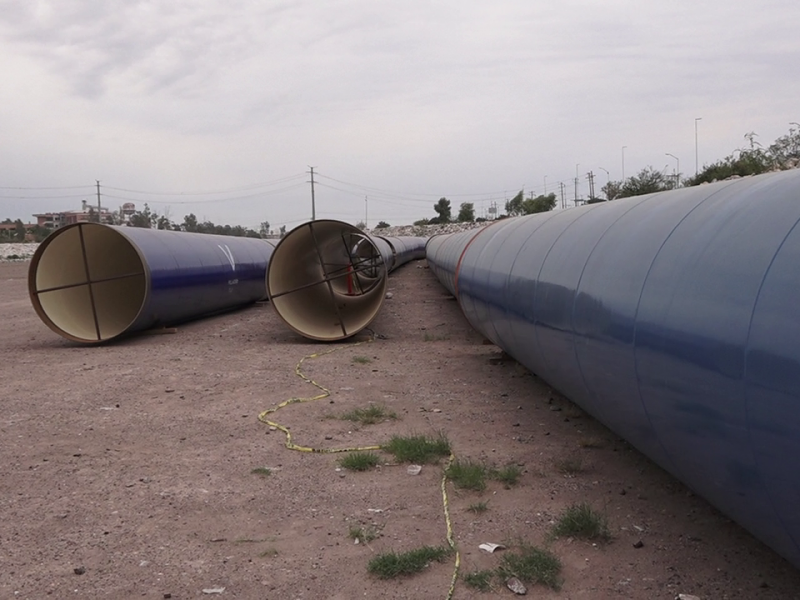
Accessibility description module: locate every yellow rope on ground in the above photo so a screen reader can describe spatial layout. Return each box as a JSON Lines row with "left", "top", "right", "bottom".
{"left": 441, "top": 453, "right": 461, "bottom": 600}
{"left": 257, "top": 337, "right": 382, "bottom": 453}
{"left": 258, "top": 333, "right": 461, "bottom": 598}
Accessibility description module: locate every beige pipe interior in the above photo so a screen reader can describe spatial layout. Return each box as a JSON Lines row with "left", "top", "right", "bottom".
{"left": 28, "top": 223, "right": 148, "bottom": 343}
{"left": 266, "top": 220, "right": 387, "bottom": 341}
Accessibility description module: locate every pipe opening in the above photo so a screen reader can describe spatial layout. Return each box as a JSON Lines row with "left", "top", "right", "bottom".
{"left": 29, "top": 223, "right": 148, "bottom": 342}
{"left": 267, "top": 220, "right": 388, "bottom": 341}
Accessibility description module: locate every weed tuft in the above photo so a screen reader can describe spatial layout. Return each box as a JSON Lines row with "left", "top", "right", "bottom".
{"left": 250, "top": 467, "right": 271, "bottom": 477}
{"left": 446, "top": 459, "right": 487, "bottom": 491}
{"left": 368, "top": 545, "right": 450, "bottom": 579}
{"left": 349, "top": 524, "right": 381, "bottom": 543}
{"left": 341, "top": 404, "right": 397, "bottom": 425}
{"left": 467, "top": 501, "right": 489, "bottom": 514}
{"left": 384, "top": 432, "right": 451, "bottom": 464}
{"left": 339, "top": 452, "right": 381, "bottom": 471}
{"left": 497, "top": 544, "right": 562, "bottom": 591}
{"left": 490, "top": 464, "right": 522, "bottom": 487}
{"left": 352, "top": 355, "right": 372, "bottom": 364}
{"left": 578, "top": 436, "right": 605, "bottom": 449}
{"left": 550, "top": 502, "right": 611, "bottom": 542}
{"left": 554, "top": 455, "right": 584, "bottom": 475}
{"left": 463, "top": 569, "right": 494, "bottom": 591}
{"left": 423, "top": 332, "right": 450, "bottom": 342}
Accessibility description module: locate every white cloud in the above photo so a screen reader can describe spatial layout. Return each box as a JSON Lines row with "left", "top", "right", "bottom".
{"left": 1, "top": 0, "right": 799, "bottom": 228}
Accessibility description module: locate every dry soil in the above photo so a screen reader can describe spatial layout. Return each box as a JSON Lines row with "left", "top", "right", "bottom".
{"left": 2, "top": 259, "right": 799, "bottom": 599}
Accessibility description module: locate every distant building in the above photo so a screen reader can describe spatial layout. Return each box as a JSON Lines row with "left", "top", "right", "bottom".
{"left": 0, "top": 221, "right": 37, "bottom": 241}
{"left": 33, "top": 200, "right": 117, "bottom": 229}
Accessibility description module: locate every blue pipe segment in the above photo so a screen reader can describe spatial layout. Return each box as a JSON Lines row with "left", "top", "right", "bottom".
{"left": 426, "top": 169, "right": 800, "bottom": 569}
{"left": 29, "top": 222, "right": 275, "bottom": 343}
{"left": 266, "top": 220, "right": 427, "bottom": 341}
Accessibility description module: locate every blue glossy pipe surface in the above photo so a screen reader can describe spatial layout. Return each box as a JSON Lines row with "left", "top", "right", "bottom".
{"left": 426, "top": 170, "right": 800, "bottom": 569}
{"left": 29, "top": 223, "right": 274, "bottom": 343}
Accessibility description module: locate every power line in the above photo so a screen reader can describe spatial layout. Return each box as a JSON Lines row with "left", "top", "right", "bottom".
{"left": 102, "top": 183, "right": 306, "bottom": 205}
{"left": 101, "top": 173, "right": 306, "bottom": 196}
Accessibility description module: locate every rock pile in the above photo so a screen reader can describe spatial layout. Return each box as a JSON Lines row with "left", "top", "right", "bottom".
{"left": 0, "top": 243, "right": 39, "bottom": 261}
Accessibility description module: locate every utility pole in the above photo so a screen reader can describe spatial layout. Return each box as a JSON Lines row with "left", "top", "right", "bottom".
{"left": 587, "top": 171, "right": 596, "bottom": 200}
{"left": 574, "top": 177, "right": 579, "bottom": 206}
{"left": 365, "top": 196, "right": 368, "bottom": 228}
{"left": 559, "top": 182, "right": 566, "bottom": 209}
{"left": 96, "top": 180, "right": 102, "bottom": 222}
{"left": 308, "top": 166, "right": 316, "bottom": 220}
{"left": 694, "top": 118, "right": 702, "bottom": 176}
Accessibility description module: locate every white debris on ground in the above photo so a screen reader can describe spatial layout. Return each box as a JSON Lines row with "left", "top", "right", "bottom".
{"left": 0, "top": 243, "right": 39, "bottom": 261}
{"left": 368, "top": 221, "right": 490, "bottom": 238}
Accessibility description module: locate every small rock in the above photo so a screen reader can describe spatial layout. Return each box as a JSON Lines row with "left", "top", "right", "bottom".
{"left": 385, "top": 292, "right": 393, "bottom": 299}
{"left": 202, "top": 587, "right": 225, "bottom": 594}
{"left": 407, "top": 465, "right": 422, "bottom": 475}
{"left": 73, "top": 567, "right": 86, "bottom": 575}
{"left": 549, "top": 406, "right": 562, "bottom": 412}
{"left": 506, "top": 576, "right": 527, "bottom": 595}
{"left": 633, "top": 540, "right": 644, "bottom": 548}
{"left": 324, "top": 435, "right": 333, "bottom": 440}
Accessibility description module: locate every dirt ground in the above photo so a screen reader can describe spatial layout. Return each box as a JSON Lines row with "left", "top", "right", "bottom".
{"left": 2, "top": 258, "right": 800, "bottom": 600}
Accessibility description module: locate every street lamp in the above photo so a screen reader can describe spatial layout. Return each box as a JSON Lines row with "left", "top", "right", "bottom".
{"left": 621, "top": 146, "right": 627, "bottom": 180}
{"left": 598, "top": 166, "right": 610, "bottom": 184}
{"left": 695, "top": 117, "right": 702, "bottom": 175}
{"left": 666, "top": 153, "right": 680, "bottom": 188}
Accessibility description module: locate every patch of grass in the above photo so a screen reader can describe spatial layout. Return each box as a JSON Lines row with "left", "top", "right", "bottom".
{"left": 550, "top": 502, "right": 611, "bottom": 543}
{"left": 467, "top": 501, "right": 489, "bottom": 514}
{"left": 259, "top": 547, "right": 279, "bottom": 558}
{"left": 368, "top": 545, "right": 450, "bottom": 579}
{"left": 578, "top": 436, "right": 605, "bottom": 449}
{"left": 423, "top": 332, "right": 450, "bottom": 342}
{"left": 234, "top": 537, "right": 271, "bottom": 544}
{"left": 490, "top": 464, "right": 522, "bottom": 487}
{"left": 463, "top": 569, "right": 494, "bottom": 591}
{"left": 497, "top": 544, "right": 562, "bottom": 591}
{"left": 348, "top": 524, "right": 381, "bottom": 543}
{"left": 446, "top": 459, "right": 487, "bottom": 491}
{"left": 250, "top": 467, "right": 271, "bottom": 477}
{"left": 341, "top": 404, "right": 397, "bottom": 425}
{"left": 352, "top": 355, "right": 372, "bottom": 364}
{"left": 384, "top": 432, "right": 451, "bottom": 464}
{"left": 554, "top": 455, "right": 585, "bottom": 475}
{"left": 339, "top": 452, "right": 381, "bottom": 471}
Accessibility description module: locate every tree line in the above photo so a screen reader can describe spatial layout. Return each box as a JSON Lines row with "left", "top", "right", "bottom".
{"left": 410, "top": 126, "right": 800, "bottom": 224}
{"left": 4, "top": 126, "right": 799, "bottom": 242}
{"left": 600, "top": 127, "right": 800, "bottom": 201}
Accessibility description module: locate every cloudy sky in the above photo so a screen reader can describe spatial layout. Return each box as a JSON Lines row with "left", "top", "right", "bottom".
{"left": 1, "top": 0, "right": 798, "bottom": 230}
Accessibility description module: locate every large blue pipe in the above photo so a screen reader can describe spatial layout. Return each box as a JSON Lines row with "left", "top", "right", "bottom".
{"left": 29, "top": 222, "right": 274, "bottom": 343}
{"left": 426, "top": 169, "right": 800, "bottom": 569}
{"left": 266, "top": 220, "right": 427, "bottom": 340}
